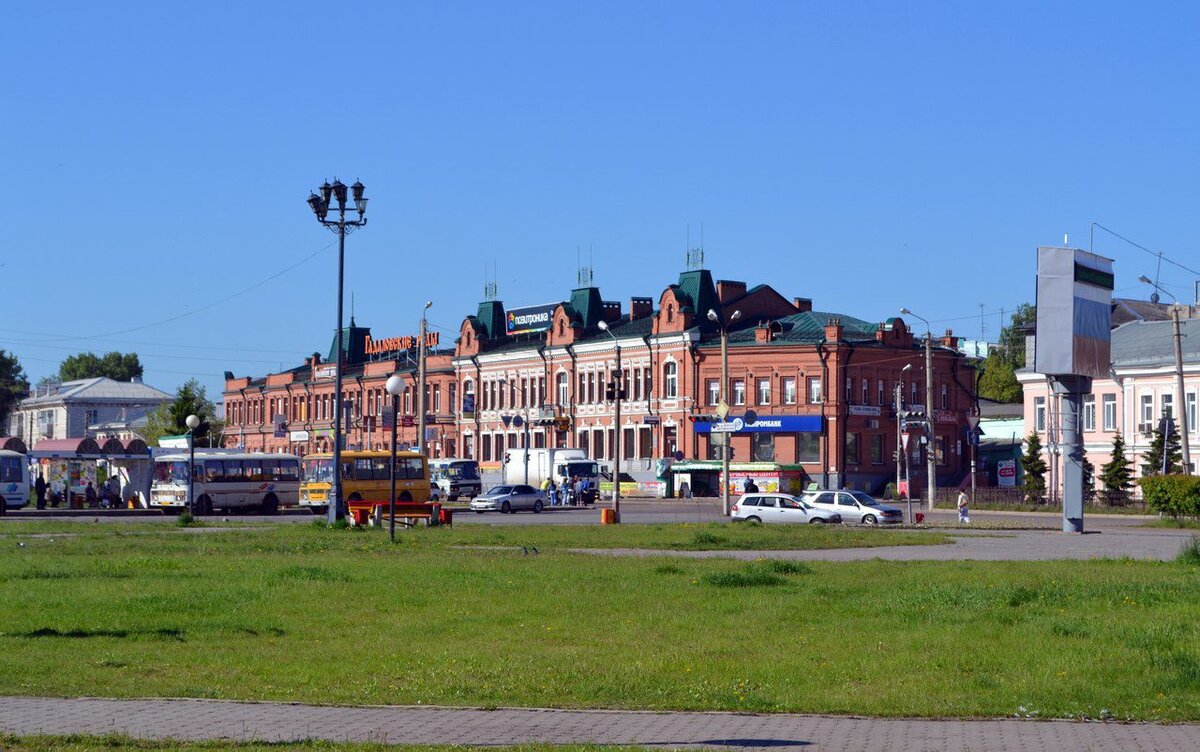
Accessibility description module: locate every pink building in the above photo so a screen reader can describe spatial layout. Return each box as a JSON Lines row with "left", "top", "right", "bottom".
{"left": 1018, "top": 316, "right": 1200, "bottom": 494}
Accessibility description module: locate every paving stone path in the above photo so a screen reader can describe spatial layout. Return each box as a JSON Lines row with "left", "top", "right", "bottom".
{"left": 2, "top": 697, "right": 1198, "bottom": 751}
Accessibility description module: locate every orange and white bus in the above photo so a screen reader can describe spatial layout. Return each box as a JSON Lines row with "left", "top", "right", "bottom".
{"left": 298, "top": 450, "right": 430, "bottom": 515}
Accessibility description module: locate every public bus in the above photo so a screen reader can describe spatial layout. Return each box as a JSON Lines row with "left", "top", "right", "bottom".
{"left": 150, "top": 452, "right": 300, "bottom": 515}
{"left": 299, "top": 450, "right": 430, "bottom": 514}
{"left": 0, "top": 450, "right": 30, "bottom": 511}
{"left": 428, "top": 458, "right": 482, "bottom": 500}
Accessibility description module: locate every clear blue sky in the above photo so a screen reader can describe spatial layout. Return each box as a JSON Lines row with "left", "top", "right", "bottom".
{"left": 2, "top": 2, "right": 1197, "bottom": 400}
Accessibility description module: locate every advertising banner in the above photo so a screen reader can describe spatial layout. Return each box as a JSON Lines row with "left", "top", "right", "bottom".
{"left": 997, "top": 459, "right": 1017, "bottom": 487}
{"left": 693, "top": 415, "right": 823, "bottom": 434}
{"left": 506, "top": 303, "right": 558, "bottom": 335}
{"left": 1034, "top": 246, "right": 1113, "bottom": 378}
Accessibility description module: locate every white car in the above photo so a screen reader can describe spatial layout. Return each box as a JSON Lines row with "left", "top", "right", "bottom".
{"left": 470, "top": 484, "right": 546, "bottom": 514}
{"left": 731, "top": 493, "right": 842, "bottom": 524}
{"left": 802, "top": 489, "right": 904, "bottom": 524}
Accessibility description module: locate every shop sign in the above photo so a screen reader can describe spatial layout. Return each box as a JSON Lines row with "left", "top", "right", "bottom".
{"left": 314, "top": 364, "right": 337, "bottom": 380}
{"left": 364, "top": 332, "right": 439, "bottom": 356}
{"left": 694, "top": 415, "right": 823, "bottom": 434}
{"left": 506, "top": 303, "right": 558, "bottom": 335}
{"left": 642, "top": 415, "right": 661, "bottom": 425}
{"left": 289, "top": 430, "right": 310, "bottom": 442}
{"left": 934, "top": 410, "right": 957, "bottom": 424}
{"left": 848, "top": 405, "right": 881, "bottom": 416}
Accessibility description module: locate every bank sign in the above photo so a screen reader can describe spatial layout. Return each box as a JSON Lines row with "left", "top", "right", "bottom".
{"left": 506, "top": 303, "right": 557, "bottom": 335}
{"left": 693, "top": 415, "right": 823, "bottom": 434}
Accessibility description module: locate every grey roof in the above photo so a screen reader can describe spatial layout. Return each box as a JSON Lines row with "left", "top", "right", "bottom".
{"left": 20, "top": 377, "right": 172, "bottom": 407}
{"left": 978, "top": 398, "right": 1023, "bottom": 418}
{"left": 704, "top": 310, "right": 880, "bottom": 348}
{"left": 1112, "top": 317, "right": 1200, "bottom": 369}
{"left": 1112, "top": 298, "right": 1173, "bottom": 327}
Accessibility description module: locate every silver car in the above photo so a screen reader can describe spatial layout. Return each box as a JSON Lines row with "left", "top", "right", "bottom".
{"left": 470, "top": 484, "right": 545, "bottom": 514}
{"left": 731, "top": 493, "right": 842, "bottom": 524}
{"left": 802, "top": 489, "right": 904, "bottom": 524}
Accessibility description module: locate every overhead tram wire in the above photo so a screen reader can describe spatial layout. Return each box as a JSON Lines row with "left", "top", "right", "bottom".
{"left": 31, "top": 240, "right": 337, "bottom": 343}
{"left": 1090, "top": 222, "right": 1200, "bottom": 278}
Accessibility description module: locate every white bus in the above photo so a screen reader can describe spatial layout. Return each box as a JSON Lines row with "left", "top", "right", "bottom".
{"left": 151, "top": 452, "right": 300, "bottom": 515}
{"left": 0, "top": 450, "right": 30, "bottom": 511}
{"left": 429, "top": 458, "right": 482, "bottom": 500}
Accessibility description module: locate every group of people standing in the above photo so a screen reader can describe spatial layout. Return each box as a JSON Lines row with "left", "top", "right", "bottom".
{"left": 540, "top": 476, "right": 592, "bottom": 506}
{"left": 33, "top": 474, "right": 123, "bottom": 509}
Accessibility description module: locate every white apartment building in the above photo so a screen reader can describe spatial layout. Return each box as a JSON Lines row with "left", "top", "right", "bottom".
{"left": 6, "top": 377, "right": 172, "bottom": 445}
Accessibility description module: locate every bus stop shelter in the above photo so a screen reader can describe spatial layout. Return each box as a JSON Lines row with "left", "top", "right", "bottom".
{"left": 30, "top": 438, "right": 154, "bottom": 508}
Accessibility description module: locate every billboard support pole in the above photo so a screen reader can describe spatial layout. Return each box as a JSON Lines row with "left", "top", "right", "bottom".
{"left": 1052, "top": 376, "right": 1090, "bottom": 533}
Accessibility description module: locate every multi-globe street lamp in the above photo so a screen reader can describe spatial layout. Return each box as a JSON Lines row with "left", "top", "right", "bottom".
{"left": 900, "top": 307, "right": 936, "bottom": 511}
{"left": 307, "top": 179, "right": 368, "bottom": 524}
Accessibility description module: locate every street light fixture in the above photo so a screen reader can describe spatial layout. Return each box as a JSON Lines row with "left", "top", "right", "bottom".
{"left": 385, "top": 374, "right": 405, "bottom": 542}
{"left": 307, "top": 177, "right": 368, "bottom": 524}
{"left": 900, "top": 308, "right": 936, "bottom": 511}
{"left": 707, "top": 308, "right": 741, "bottom": 516}
{"left": 597, "top": 319, "right": 622, "bottom": 523}
{"left": 1137, "top": 276, "right": 1191, "bottom": 473}
{"left": 185, "top": 414, "right": 200, "bottom": 517}
{"left": 417, "top": 301, "right": 433, "bottom": 457}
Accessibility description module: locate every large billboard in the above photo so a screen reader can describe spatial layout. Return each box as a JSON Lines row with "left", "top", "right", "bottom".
{"left": 1034, "top": 246, "right": 1113, "bottom": 378}
{"left": 506, "top": 303, "right": 558, "bottom": 335}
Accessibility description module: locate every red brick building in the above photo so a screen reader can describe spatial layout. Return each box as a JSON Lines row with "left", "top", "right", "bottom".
{"left": 224, "top": 266, "right": 977, "bottom": 494}
{"left": 454, "top": 266, "right": 977, "bottom": 493}
{"left": 222, "top": 319, "right": 460, "bottom": 457}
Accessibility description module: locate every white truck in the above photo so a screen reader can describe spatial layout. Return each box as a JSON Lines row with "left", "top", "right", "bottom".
{"left": 502, "top": 448, "right": 600, "bottom": 503}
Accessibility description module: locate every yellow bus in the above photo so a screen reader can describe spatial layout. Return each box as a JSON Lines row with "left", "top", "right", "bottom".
{"left": 299, "top": 450, "right": 430, "bottom": 514}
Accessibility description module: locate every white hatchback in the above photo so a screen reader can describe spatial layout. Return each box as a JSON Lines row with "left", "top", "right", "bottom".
{"left": 731, "top": 493, "right": 842, "bottom": 524}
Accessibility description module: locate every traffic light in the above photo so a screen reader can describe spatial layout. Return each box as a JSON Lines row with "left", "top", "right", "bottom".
{"left": 605, "top": 381, "right": 617, "bottom": 401}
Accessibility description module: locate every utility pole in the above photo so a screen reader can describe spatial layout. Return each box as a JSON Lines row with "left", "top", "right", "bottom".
{"left": 924, "top": 332, "right": 936, "bottom": 510}
{"left": 1174, "top": 305, "right": 1192, "bottom": 473}
{"left": 613, "top": 341, "right": 622, "bottom": 522}
{"left": 720, "top": 323, "right": 730, "bottom": 515}
{"left": 417, "top": 302, "right": 432, "bottom": 456}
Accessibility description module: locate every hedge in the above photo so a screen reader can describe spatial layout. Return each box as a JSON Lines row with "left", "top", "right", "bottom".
{"left": 1138, "top": 474, "right": 1200, "bottom": 519}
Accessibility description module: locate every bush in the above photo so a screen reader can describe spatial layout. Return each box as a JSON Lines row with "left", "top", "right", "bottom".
{"left": 175, "top": 511, "right": 196, "bottom": 527}
{"left": 1177, "top": 535, "right": 1200, "bottom": 566}
{"left": 1139, "top": 475, "right": 1200, "bottom": 519}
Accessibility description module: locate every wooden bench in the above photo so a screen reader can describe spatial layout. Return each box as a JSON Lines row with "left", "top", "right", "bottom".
{"left": 346, "top": 500, "right": 446, "bottom": 528}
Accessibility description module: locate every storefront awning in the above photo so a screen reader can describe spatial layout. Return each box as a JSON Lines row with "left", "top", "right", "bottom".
{"left": 29, "top": 437, "right": 151, "bottom": 460}
{"left": 0, "top": 436, "right": 28, "bottom": 453}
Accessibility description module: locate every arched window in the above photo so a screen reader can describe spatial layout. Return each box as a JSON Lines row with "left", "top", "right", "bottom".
{"left": 666, "top": 304, "right": 675, "bottom": 323}
{"left": 557, "top": 319, "right": 565, "bottom": 336}
{"left": 556, "top": 372, "right": 569, "bottom": 406}
{"left": 465, "top": 330, "right": 472, "bottom": 346}
{"left": 463, "top": 378, "right": 474, "bottom": 411}
{"left": 664, "top": 361, "right": 678, "bottom": 399}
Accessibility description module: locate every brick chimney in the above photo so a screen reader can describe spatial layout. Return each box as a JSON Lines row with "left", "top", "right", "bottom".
{"left": 823, "top": 317, "right": 843, "bottom": 343}
{"left": 629, "top": 297, "right": 653, "bottom": 320}
{"left": 602, "top": 301, "right": 622, "bottom": 324}
{"left": 792, "top": 297, "right": 813, "bottom": 313}
{"left": 308, "top": 352, "right": 321, "bottom": 367}
{"left": 941, "top": 328, "right": 958, "bottom": 349}
{"left": 716, "top": 279, "right": 747, "bottom": 303}
{"left": 755, "top": 321, "right": 776, "bottom": 343}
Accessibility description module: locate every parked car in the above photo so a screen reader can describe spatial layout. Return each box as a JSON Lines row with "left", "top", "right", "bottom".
{"left": 802, "top": 489, "right": 904, "bottom": 524}
{"left": 731, "top": 493, "right": 842, "bottom": 524}
{"left": 470, "top": 484, "right": 545, "bottom": 514}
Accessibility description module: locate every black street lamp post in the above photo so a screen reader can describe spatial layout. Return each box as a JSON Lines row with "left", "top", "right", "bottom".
{"left": 385, "top": 374, "right": 404, "bottom": 542}
{"left": 307, "top": 179, "right": 368, "bottom": 525}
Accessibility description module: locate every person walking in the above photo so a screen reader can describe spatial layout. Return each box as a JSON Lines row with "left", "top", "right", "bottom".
{"left": 956, "top": 489, "right": 970, "bottom": 524}
{"left": 34, "top": 473, "right": 47, "bottom": 510}
{"left": 547, "top": 479, "right": 558, "bottom": 507}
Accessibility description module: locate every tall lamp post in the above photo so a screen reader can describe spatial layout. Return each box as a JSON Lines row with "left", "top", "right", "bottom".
{"left": 896, "top": 363, "right": 912, "bottom": 523}
{"left": 597, "top": 320, "right": 622, "bottom": 523}
{"left": 1139, "top": 275, "right": 1191, "bottom": 473}
{"left": 417, "top": 301, "right": 433, "bottom": 457}
{"left": 900, "top": 308, "right": 936, "bottom": 510}
{"left": 385, "top": 374, "right": 404, "bottom": 542}
{"left": 307, "top": 178, "right": 368, "bottom": 524}
{"left": 707, "top": 308, "right": 741, "bottom": 516}
{"left": 185, "top": 414, "right": 200, "bottom": 516}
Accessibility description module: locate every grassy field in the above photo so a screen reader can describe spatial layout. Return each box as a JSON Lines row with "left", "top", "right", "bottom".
{"left": 2, "top": 523, "right": 1199, "bottom": 721}
{"left": 0, "top": 737, "right": 624, "bottom": 752}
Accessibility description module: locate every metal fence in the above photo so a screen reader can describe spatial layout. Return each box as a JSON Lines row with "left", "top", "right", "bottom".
{"left": 933, "top": 486, "right": 1146, "bottom": 512}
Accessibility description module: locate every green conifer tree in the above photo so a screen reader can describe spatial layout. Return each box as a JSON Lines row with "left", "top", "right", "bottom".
{"left": 1021, "top": 431, "right": 1048, "bottom": 503}
{"left": 1099, "top": 432, "right": 1134, "bottom": 505}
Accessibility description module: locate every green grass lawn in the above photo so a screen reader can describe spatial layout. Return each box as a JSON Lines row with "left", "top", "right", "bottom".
{"left": 0, "top": 737, "right": 628, "bottom": 752}
{"left": 2, "top": 524, "right": 1199, "bottom": 721}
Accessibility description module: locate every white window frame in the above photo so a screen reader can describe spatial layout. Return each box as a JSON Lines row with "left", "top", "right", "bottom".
{"left": 1035, "top": 396, "right": 1046, "bottom": 432}
{"left": 809, "top": 377, "right": 823, "bottom": 404}
{"left": 1082, "top": 394, "right": 1095, "bottom": 432}
{"left": 663, "top": 362, "right": 678, "bottom": 399}
{"left": 707, "top": 379, "right": 720, "bottom": 406}
{"left": 732, "top": 379, "right": 746, "bottom": 406}
{"left": 1140, "top": 394, "right": 1154, "bottom": 425}
{"left": 757, "top": 378, "right": 770, "bottom": 406}
{"left": 1162, "top": 392, "right": 1175, "bottom": 419}
{"left": 1188, "top": 391, "right": 1197, "bottom": 433}
{"left": 1102, "top": 393, "right": 1117, "bottom": 431}
{"left": 861, "top": 378, "right": 869, "bottom": 405}
{"left": 783, "top": 377, "right": 797, "bottom": 405}
{"left": 877, "top": 379, "right": 884, "bottom": 406}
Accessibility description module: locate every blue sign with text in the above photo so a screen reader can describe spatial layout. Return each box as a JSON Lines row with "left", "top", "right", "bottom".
{"left": 693, "top": 415, "right": 823, "bottom": 434}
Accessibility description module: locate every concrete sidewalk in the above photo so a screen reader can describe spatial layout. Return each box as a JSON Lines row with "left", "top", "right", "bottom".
{"left": 2, "top": 696, "right": 1198, "bottom": 751}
